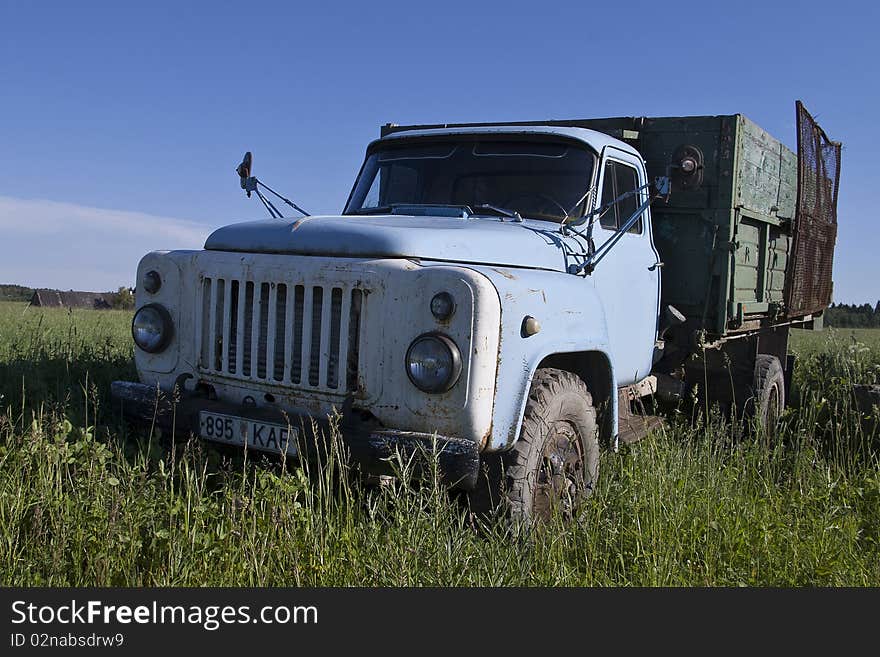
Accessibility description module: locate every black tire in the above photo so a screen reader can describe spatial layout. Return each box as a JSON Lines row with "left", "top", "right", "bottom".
{"left": 468, "top": 368, "right": 599, "bottom": 524}
{"left": 750, "top": 354, "right": 785, "bottom": 435}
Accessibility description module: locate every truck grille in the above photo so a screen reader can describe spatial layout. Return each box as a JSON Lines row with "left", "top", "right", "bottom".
{"left": 198, "top": 277, "right": 363, "bottom": 393}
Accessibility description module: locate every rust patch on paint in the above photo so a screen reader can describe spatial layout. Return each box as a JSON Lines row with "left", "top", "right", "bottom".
{"left": 491, "top": 268, "right": 516, "bottom": 280}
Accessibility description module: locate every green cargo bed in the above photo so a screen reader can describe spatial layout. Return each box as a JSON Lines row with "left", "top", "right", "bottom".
{"left": 578, "top": 113, "right": 800, "bottom": 338}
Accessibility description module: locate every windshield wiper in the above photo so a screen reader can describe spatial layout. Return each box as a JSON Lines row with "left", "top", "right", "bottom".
{"left": 346, "top": 205, "right": 394, "bottom": 215}
{"left": 346, "top": 203, "right": 472, "bottom": 217}
{"left": 470, "top": 204, "right": 522, "bottom": 221}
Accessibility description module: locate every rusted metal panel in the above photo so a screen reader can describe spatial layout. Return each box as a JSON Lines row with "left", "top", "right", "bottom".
{"left": 785, "top": 100, "right": 841, "bottom": 316}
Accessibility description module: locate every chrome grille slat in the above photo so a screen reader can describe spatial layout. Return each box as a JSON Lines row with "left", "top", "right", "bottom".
{"left": 198, "top": 276, "right": 362, "bottom": 395}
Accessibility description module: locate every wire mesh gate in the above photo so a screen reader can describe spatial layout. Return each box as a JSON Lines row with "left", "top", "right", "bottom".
{"left": 785, "top": 100, "right": 842, "bottom": 317}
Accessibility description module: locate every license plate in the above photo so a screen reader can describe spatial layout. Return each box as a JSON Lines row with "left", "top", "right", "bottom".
{"left": 198, "top": 411, "right": 299, "bottom": 456}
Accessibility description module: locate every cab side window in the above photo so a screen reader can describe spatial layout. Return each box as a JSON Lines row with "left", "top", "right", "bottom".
{"left": 599, "top": 160, "right": 643, "bottom": 234}
{"left": 599, "top": 161, "right": 617, "bottom": 230}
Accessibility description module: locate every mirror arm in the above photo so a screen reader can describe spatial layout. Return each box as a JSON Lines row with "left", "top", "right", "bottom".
{"left": 236, "top": 150, "right": 310, "bottom": 218}
{"left": 255, "top": 179, "right": 311, "bottom": 217}
{"left": 255, "top": 187, "right": 283, "bottom": 219}
{"left": 568, "top": 176, "right": 671, "bottom": 275}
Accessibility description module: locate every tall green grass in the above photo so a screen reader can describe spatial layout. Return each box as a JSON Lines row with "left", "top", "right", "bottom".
{"left": 1, "top": 303, "right": 878, "bottom": 586}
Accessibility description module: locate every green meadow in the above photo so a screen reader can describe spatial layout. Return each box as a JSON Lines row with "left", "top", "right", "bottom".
{"left": 1, "top": 301, "right": 877, "bottom": 586}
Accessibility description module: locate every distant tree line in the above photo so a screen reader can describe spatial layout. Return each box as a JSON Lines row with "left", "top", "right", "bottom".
{"left": 825, "top": 302, "right": 880, "bottom": 328}
{"left": 1, "top": 283, "right": 134, "bottom": 310}
{"left": 1, "top": 280, "right": 874, "bottom": 322}
{"left": 0, "top": 284, "right": 33, "bottom": 302}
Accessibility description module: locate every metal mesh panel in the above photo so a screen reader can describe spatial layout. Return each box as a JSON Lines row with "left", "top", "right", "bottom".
{"left": 785, "top": 100, "right": 841, "bottom": 316}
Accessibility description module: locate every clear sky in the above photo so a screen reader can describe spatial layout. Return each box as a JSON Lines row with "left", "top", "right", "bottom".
{"left": 0, "top": 0, "right": 875, "bottom": 302}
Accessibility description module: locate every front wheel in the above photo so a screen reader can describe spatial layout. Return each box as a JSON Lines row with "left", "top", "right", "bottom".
{"left": 469, "top": 368, "right": 600, "bottom": 524}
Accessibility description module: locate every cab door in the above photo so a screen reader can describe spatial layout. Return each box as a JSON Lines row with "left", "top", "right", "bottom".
{"left": 589, "top": 148, "right": 661, "bottom": 385}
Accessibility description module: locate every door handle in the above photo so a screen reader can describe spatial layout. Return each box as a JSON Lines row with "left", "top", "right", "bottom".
{"left": 649, "top": 261, "right": 664, "bottom": 271}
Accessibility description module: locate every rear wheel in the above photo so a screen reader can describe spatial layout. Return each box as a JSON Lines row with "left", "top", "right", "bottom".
{"left": 469, "top": 368, "right": 599, "bottom": 525}
{"left": 750, "top": 354, "right": 785, "bottom": 436}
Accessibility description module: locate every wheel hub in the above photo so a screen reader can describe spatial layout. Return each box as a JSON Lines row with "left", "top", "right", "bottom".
{"left": 533, "top": 422, "right": 585, "bottom": 519}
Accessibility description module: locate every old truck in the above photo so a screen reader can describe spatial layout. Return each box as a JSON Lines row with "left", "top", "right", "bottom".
{"left": 112, "top": 101, "right": 841, "bottom": 522}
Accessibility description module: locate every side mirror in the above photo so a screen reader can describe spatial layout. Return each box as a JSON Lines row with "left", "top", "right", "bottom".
{"left": 232, "top": 151, "right": 310, "bottom": 218}
{"left": 236, "top": 152, "right": 255, "bottom": 196}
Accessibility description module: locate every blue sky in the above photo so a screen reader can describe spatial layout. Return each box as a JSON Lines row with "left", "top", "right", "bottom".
{"left": 0, "top": 0, "right": 875, "bottom": 302}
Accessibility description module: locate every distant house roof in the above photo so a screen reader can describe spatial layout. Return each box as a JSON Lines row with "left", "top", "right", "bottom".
{"left": 30, "top": 289, "right": 118, "bottom": 309}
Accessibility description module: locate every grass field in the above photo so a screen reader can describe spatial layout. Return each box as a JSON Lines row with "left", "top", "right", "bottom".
{"left": 1, "top": 300, "right": 878, "bottom": 586}
{"left": 791, "top": 326, "right": 880, "bottom": 353}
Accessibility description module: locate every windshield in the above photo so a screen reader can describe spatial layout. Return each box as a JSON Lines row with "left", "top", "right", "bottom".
{"left": 344, "top": 138, "right": 597, "bottom": 222}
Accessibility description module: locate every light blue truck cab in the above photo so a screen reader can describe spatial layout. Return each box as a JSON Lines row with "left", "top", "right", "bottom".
{"left": 113, "top": 108, "right": 841, "bottom": 522}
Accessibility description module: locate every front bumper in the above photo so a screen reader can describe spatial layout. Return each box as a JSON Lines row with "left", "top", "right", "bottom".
{"left": 110, "top": 381, "right": 480, "bottom": 490}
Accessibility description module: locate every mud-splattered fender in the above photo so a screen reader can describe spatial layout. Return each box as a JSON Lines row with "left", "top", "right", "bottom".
{"left": 461, "top": 264, "right": 618, "bottom": 452}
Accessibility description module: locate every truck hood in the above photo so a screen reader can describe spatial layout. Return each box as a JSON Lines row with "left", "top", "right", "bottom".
{"left": 204, "top": 214, "right": 581, "bottom": 272}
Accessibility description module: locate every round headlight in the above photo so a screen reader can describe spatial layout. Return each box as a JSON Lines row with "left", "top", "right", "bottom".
{"left": 405, "top": 334, "right": 462, "bottom": 393}
{"left": 430, "top": 292, "right": 455, "bottom": 320}
{"left": 142, "top": 270, "right": 162, "bottom": 294}
{"left": 132, "top": 304, "right": 173, "bottom": 353}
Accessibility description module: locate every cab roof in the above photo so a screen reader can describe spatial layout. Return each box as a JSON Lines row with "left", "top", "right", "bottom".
{"left": 372, "top": 125, "right": 641, "bottom": 159}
